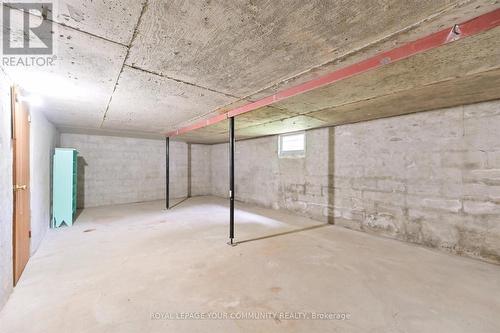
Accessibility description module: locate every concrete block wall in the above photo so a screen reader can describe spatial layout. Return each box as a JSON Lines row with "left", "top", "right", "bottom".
{"left": 210, "top": 143, "right": 230, "bottom": 198}
{"left": 210, "top": 130, "right": 333, "bottom": 218}
{"left": 169, "top": 140, "right": 189, "bottom": 200}
{"left": 60, "top": 134, "right": 188, "bottom": 208}
{"left": 209, "top": 100, "right": 500, "bottom": 264}
{"left": 331, "top": 101, "right": 500, "bottom": 264}
{"left": 190, "top": 144, "right": 212, "bottom": 196}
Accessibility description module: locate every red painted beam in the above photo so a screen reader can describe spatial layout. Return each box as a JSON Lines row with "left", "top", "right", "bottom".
{"left": 167, "top": 8, "right": 500, "bottom": 137}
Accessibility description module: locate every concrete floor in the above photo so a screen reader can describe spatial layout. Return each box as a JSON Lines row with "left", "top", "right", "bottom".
{"left": 0, "top": 196, "right": 499, "bottom": 333}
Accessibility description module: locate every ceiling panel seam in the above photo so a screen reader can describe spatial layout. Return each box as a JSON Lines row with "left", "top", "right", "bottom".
{"left": 99, "top": 0, "right": 150, "bottom": 128}
{"left": 1, "top": 4, "right": 128, "bottom": 48}
{"left": 124, "top": 64, "right": 240, "bottom": 99}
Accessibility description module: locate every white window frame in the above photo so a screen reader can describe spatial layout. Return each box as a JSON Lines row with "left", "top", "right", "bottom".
{"left": 278, "top": 131, "right": 306, "bottom": 158}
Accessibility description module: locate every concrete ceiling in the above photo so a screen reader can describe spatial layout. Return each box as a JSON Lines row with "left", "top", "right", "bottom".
{"left": 1, "top": 0, "right": 499, "bottom": 142}
{"left": 178, "top": 25, "right": 500, "bottom": 143}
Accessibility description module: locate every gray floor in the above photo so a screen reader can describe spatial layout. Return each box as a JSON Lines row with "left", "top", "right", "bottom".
{"left": 1, "top": 196, "right": 499, "bottom": 333}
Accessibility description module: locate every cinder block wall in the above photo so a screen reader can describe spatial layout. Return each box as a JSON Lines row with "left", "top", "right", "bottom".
{"left": 60, "top": 134, "right": 188, "bottom": 207}
{"left": 211, "top": 143, "right": 230, "bottom": 198}
{"left": 331, "top": 101, "right": 500, "bottom": 264}
{"left": 209, "top": 100, "right": 500, "bottom": 264}
{"left": 190, "top": 144, "right": 212, "bottom": 196}
{"left": 210, "top": 129, "right": 333, "bottom": 217}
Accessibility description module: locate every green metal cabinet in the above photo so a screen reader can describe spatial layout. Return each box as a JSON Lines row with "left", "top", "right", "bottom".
{"left": 52, "top": 148, "right": 78, "bottom": 228}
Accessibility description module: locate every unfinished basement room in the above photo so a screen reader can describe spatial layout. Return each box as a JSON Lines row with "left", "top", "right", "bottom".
{"left": 1, "top": 1, "right": 500, "bottom": 332}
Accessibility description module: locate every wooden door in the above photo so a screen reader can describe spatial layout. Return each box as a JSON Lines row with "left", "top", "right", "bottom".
{"left": 12, "top": 87, "right": 31, "bottom": 285}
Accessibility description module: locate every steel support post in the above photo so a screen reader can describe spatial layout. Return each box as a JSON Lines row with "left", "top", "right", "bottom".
{"left": 229, "top": 117, "right": 235, "bottom": 245}
{"left": 166, "top": 137, "right": 170, "bottom": 210}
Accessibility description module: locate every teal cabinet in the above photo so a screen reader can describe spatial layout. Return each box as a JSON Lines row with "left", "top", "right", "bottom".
{"left": 52, "top": 148, "right": 78, "bottom": 228}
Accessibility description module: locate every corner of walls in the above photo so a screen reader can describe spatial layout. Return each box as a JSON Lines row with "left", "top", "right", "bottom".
{"left": 59, "top": 133, "right": 188, "bottom": 208}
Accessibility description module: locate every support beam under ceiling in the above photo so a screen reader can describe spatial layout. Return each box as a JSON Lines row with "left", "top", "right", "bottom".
{"left": 166, "top": 8, "right": 500, "bottom": 139}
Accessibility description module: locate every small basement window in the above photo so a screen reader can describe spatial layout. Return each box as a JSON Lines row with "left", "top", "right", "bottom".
{"left": 278, "top": 132, "right": 305, "bottom": 158}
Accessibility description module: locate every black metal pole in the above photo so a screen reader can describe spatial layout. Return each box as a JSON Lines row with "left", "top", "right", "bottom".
{"left": 166, "top": 137, "right": 170, "bottom": 210}
{"left": 229, "top": 117, "right": 235, "bottom": 245}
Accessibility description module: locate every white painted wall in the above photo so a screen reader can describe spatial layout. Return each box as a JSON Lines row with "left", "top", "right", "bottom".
{"left": 29, "top": 110, "right": 59, "bottom": 254}
{"left": 0, "top": 77, "right": 58, "bottom": 310}
{"left": 60, "top": 134, "right": 188, "bottom": 207}
{"left": 0, "top": 73, "right": 14, "bottom": 311}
